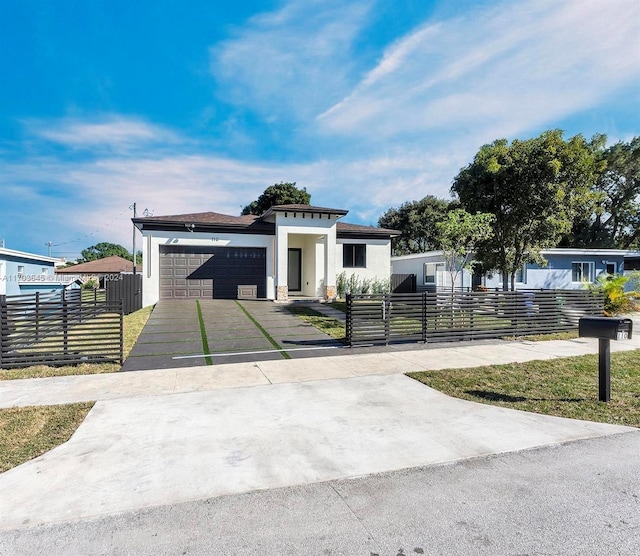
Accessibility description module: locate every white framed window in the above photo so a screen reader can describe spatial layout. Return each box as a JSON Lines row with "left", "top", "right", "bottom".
{"left": 42, "top": 267, "right": 48, "bottom": 275}
{"left": 17, "top": 265, "right": 25, "bottom": 275}
{"left": 424, "top": 262, "right": 445, "bottom": 284}
{"left": 572, "top": 261, "right": 595, "bottom": 283}
{"left": 605, "top": 262, "right": 617, "bottom": 275}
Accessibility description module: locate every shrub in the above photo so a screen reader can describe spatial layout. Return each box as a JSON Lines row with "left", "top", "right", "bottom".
{"left": 589, "top": 274, "right": 639, "bottom": 315}
{"left": 336, "top": 271, "right": 347, "bottom": 299}
{"left": 360, "top": 278, "right": 372, "bottom": 294}
{"left": 347, "top": 273, "right": 360, "bottom": 295}
{"left": 82, "top": 278, "right": 99, "bottom": 290}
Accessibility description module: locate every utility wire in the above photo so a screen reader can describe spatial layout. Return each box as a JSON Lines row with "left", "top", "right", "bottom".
{"left": 51, "top": 206, "right": 130, "bottom": 247}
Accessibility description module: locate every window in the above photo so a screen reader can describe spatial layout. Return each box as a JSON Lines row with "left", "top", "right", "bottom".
{"left": 572, "top": 262, "right": 595, "bottom": 283}
{"left": 17, "top": 265, "right": 24, "bottom": 275}
{"left": 424, "top": 263, "right": 445, "bottom": 284}
{"left": 605, "top": 262, "right": 617, "bottom": 275}
{"left": 343, "top": 244, "right": 366, "bottom": 268}
{"left": 515, "top": 265, "right": 527, "bottom": 283}
{"left": 42, "top": 267, "right": 48, "bottom": 275}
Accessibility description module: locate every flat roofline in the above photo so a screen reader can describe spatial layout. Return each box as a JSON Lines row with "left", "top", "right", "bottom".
{"left": 0, "top": 248, "right": 58, "bottom": 264}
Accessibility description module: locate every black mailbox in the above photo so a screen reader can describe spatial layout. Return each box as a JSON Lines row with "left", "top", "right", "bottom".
{"left": 578, "top": 316, "right": 634, "bottom": 402}
{"left": 579, "top": 316, "right": 633, "bottom": 341}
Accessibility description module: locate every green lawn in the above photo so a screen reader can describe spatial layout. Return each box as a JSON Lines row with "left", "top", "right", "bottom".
{"left": 0, "top": 305, "right": 153, "bottom": 380}
{"left": 0, "top": 402, "right": 94, "bottom": 473}
{"left": 408, "top": 349, "right": 640, "bottom": 428}
{"left": 286, "top": 306, "right": 346, "bottom": 342}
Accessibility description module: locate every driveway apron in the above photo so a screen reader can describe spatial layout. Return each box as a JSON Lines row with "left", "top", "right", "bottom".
{"left": 122, "top": 300, "right": 342, "bottom": 370}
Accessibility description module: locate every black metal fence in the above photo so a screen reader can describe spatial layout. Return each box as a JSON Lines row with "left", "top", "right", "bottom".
{"left": 346, "top": 290, "right": 604, "bottom": 347}
{"left": 391, "top": 273, "right": 417, "bottom": 293}
{"left": 106, "top": 273, "right": 142, "bottom": 315}
{"left": 0, "top": 290, "right": 123, "bottom": 368}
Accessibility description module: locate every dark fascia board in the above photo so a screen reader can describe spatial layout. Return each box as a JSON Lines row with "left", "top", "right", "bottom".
{"left": 260, "top": 205, "right": 349, "bottom": 219}
{"left": 133, "top": 218, "right": 275, "bottom": 235}
{"left": 337, "top": 229, "right": 401, "bottom": 240}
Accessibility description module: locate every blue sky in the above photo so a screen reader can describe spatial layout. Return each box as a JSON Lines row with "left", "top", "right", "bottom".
{"left": 1, "top": 0, "right": 639, "bottom": 260}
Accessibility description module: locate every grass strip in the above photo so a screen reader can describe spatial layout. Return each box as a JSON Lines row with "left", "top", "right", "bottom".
{"left": 0, "top": 402, "right": 94, "bottom": 473}
{"left": 285, "top": 306, "right": 346, "bottom": 343}
{"left": 195, "top": 300, "right": 213, "bottom": 365}
{"left": 235, "top": 301, "right": 290, "bottom": 359}
{"left": 328, "top": 301, "right": 347, "bottom": 313}
{"left": 501, "top": 331, "right": 579, "bottom": 342}
{"left": 408, "top": 348, "right": 640, "bottom": 428}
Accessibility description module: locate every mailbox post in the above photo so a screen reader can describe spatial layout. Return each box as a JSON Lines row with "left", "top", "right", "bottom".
{"left": 578, "top": 316, "right": 633, "bottom": 402}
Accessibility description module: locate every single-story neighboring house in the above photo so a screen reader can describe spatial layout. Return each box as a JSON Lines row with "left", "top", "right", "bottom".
{"left": 391, "top": 250, "right": 476, "bottom": 292}
{"left": 0, "top": 247, "right": 79, "bottom": 296}
{"left": 55, "top": 255, "right": 141, "bottom": 287}
{"left": 391, "top": 248, "right": 640, "bottom": 292}
{"left": 133, "top": 204, "right": 399, "bottom": 306}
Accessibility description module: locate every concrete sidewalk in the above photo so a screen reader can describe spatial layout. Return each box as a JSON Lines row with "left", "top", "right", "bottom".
{"left": 2, "top": 333, "right": 639, "bottom": 408}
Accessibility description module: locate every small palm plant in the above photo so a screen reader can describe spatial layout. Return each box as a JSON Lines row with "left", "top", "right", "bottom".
{"left": 588, "top": 274, "right": 639, "bottom": 316}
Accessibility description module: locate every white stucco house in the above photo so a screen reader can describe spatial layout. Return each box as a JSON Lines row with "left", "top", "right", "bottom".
{"left": 391, "top": 248, "right": 640, "bottom": 292}
{"left": 133, "top": 204, "right": 399, "bottom": 307}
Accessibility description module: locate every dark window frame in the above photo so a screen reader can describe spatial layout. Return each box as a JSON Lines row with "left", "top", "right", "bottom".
{"left": 343, "top": 244, "right": 366, "bottom": 268}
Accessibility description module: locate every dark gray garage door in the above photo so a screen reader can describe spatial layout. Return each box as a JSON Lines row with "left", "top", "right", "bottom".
{"left": 159, "top": 246, "right": 267, "bottom": 299}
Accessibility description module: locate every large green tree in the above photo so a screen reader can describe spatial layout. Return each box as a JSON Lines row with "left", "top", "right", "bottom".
{"left": 452, "top": 130, "right": 601, "bottom": 290}
{"left": 241, "top": 182, "right": 311, "bottom": 215}
{"left": 378, "top": 196, "right": 454, "bottom": 256}
{"left": 78, "top": 242, "right": 133, "bottom": 263}
{"left": 562, "top": 136, "right": 640, "bottom": 249}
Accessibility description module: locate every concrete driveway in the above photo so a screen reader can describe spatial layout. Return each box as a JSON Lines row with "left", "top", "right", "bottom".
{"left": 0, "top": 372, "right": 635, "bottom": 530}
{"left": 122, "top": 299, "right": 342, "bottom": 371}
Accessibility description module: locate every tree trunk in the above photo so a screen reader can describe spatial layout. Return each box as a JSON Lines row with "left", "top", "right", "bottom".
{"left": 510, "top": 273, "right": 516, "bottom": 291}
{"left": 502, "top": 270, "right": 509, "bottom": 291}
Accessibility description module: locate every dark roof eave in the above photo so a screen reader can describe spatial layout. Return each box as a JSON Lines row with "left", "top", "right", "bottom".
{"left": 133, "top": 219, "right": 276, "bottom": 235}
{"left": 337, "top": 230, "right": 400, "bottom": 239}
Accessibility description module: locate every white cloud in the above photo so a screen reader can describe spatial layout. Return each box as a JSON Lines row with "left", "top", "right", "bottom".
{"left": 319, "top": 0, "right": 640, "bottom": 145}
{"left": 1, "top": 141, "right": 465, "bottom": 257}
{"left": 29, "top": 116, "right": 182, "bottom": 152}
{"left": 210, "top": 0, "right": 373, "bottom": 121}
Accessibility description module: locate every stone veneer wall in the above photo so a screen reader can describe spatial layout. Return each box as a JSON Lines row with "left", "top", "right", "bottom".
{"left": 324, "top": 285, "right": 337, "bottom": 301}
{"left": 276, "top": 285, "right": 288, "bottom": 301}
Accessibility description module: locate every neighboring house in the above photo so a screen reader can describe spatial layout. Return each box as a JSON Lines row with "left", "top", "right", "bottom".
{"left": 391, "top": 248, "right": 640, "bottom": 292}
{"left": 133, "top": 204, "right": 399, "bottom": 306}
{"left": 391, "top": 251, "right": 476, "bottom": 292}
{"left": 0, "top": 247, "right": 78, "bottom": 296}
{"left": 55, "top": 255, "right": 141, "bottom": 286}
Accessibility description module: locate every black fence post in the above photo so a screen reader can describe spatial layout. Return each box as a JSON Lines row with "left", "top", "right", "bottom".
{"left": 35, "top": 291, "right": 40, "bottom": 341}
{"left": 62, "top": 295, "right": 69, "bottom": 358}
{"left": 422, "top": 292, "right": 427, "bottom": 343}
{"left": 119, "top": 300, "right": 124, "bottom": 365}
{"left": 0, "top": 295, "right": 7, "bottom": 368}
{"left": 346, "top": 294, "right": 352, "bottom": 346}
{"left": 384, "top": 294, "right": 390, "bottom": 346}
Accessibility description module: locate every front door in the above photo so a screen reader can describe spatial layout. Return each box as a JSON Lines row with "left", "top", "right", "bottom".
{"left": 288, "top": 248, "right": 302, "bottom": 292}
